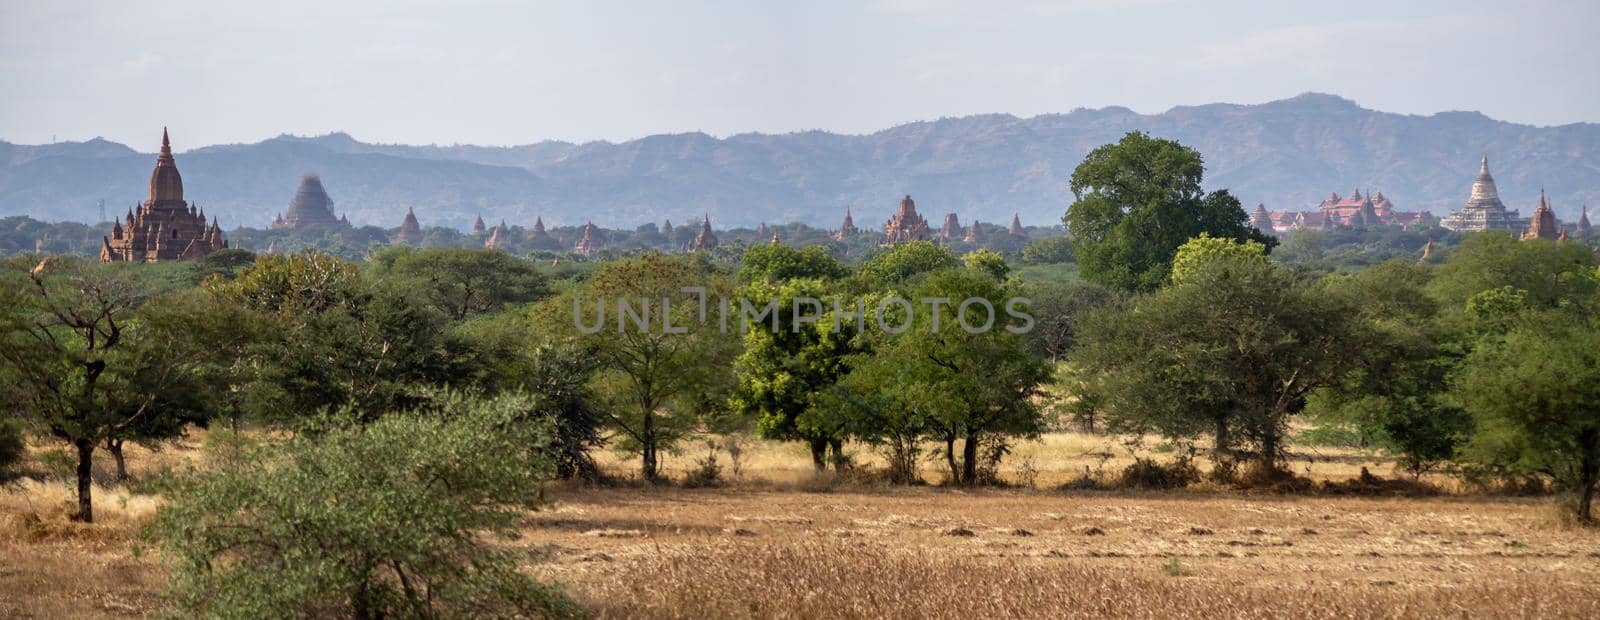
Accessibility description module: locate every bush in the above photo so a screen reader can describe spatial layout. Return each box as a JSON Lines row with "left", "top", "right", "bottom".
{"left": 681, "top": 441, "right": 724, "bottom": 488}
{"left": 1117, "top": 457, "right": 1200, "bottom": 490}
{"left": 145, "top": 392, "right": 578, "bottom": 619}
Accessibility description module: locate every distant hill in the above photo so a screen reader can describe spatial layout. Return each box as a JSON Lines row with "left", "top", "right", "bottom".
{"left": 3, "top": 93, "right": 1596, "bottom": 230}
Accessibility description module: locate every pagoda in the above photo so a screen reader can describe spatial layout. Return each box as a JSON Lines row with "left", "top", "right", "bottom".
{"left": 1249, "top": 204, "right": 1274, "bottom": 232}
{"left": 938, "top": 213, "right": 962, "bottom": 241}
{"left": 393, "top": 207, "right": 424, "bottom": 245}
{"left": 964, "top": 220, "right": 985, "bottom": 244}
{"left": 271, "top": 174, "right": 347, "bottom": 230}
{"left": 101, "top": 128, "right": 228, "bottom": 262}
{"left": 484, "top": 220, "right": 507, "bottom": 248}
{"left": 832, "top": 208, "right": 859, "bottom": 240}
{"left": 882, "top": 195, "right": 931, "bottom": 245}
{"left": 1441, "top": 156, "right": 1520, "bottom": 232}
{"left": 1009, "top": 213, "right": 1024, "bottom": 236}
{"left": 1577, "top": 206, "right": 1592, "bottom": 238}
{"left": 472, "top": 215, "right": 486, "bottom": 235}
{"left": 690, "top": 214, "right": 719, "bottom": 251}
{"left": 1521, "top": 191, "right": 1560, "bottom": 241}
{"left": 574, "top": 221, "right": 602, "bottom": 255}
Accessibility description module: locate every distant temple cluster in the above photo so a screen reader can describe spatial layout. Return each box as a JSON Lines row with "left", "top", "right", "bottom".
{"left": 101, "top": 129, "right": 229, "bottom": 262}
{"left": 1252, "top": 188, "right": 1432, "bottom": 234}
{"left": 1437, "top": 156, "right": 1589, "bottom": 241}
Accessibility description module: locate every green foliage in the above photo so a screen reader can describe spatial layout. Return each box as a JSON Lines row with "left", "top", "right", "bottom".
{"left": 961, "top": 248, "right": 1010, "bottom": 281}
{"left": 738, "top": 243, "right": 850, "bottom": 284}
{"left": 544, "top": 253, "right": 740, "bottom": 480}
{"left": 1064, "top": 131, "right": 1274, "bottom": 291}
{"left": 1073, "top": 252, "right": 1358, "bottom": 469}
{"left": 0, "top": 418, "right": 23, "bottom": 475}
{"left": 1169, "top": 234, "right": 1266, "bottom": 285}
{"left": 1022, "top": 281, "right": 1120, "bottom": 363}
{"left": 1020, "top": 235, "right": 1075, "bottom": 265}
{"left": 857, "top": 241, "right": 959, "bottom": 285}
{"left": 1429, "top": 232, "right": 1599, "bottom": 312}
{"left": 1458, "top": 311, "right": 1600, "bottom": 522}
{"left": 147, "top": 392, "right": 578, "bottom": 619}
{"left": 366, "top": 246, "right": 550, "bottom": 320}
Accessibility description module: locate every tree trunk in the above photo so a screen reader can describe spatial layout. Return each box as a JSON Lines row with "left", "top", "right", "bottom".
{"left": 107, "top": 437, "right": 128, "bottom": 482}
{"left": 641, "top": 411, "right": 658, "bottom": 482}
{"left": 808, "top": 438, "right": 828, "bottom": 472}
{"left": 73, "top": 438, "right": 94, "bottom": 523}
{"left": 828, "top": 438, "right": 844, "bottom": 471}
{"left": 944, "top": 434, "right": 959, "bottom": 483}
{"left": 1259, "top": 425, "right": 1280, "bottom": 473}
{"left": 961, "top": 434, "right": 979, "bottom": 486}
{"left": 1212, "top": 416, "right": 1231, "bottom": 465}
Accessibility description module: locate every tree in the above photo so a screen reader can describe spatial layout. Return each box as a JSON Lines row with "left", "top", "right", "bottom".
{"left": 208, "top": 250, "right": 457, "bottom": 425}
{"left": 1458, "top": 311, "right": 1600, "bottom": 522}
{"left": 962, "top": 248, "right": 1011, "bottom": 281}
{"left": 547, "top": 253, "right": 739, "bottom": 481}
{"left": 147, "top": 392, "right": 578, "bottom": 617}
{"left": 1310, "top": 261, "right": 1470, "bottom": 477}
{"left": 366, "top": 246, "right": 550, "bottom": 320}
{"left": 738, "top": 243, "right": 850, "bottom": 284}
{"left": 731, "top": 278, "right": 862, "bottom": 471}
{"left": 1064, "top": 131, "right": 1273, "bottom": 291}
{"left": 1429, "top": 232, "right": 1598, "bottom": 312}
{"left": 0, "top": 258, "right": 245, "bottom": 521}
{"left": 844, "top": 266, "right": 1050, "bottom": 485}
{"left": 1169, "top": 233, "right": 1267, "bottom": 285}
{"left": 1073, "top": 250, "right": 1358, "bottom": 471}
{"left": 857, "top": 241, "right": 959, "bottom": 286}
{"left": 1022, "top": 281, "right": 1119, "bottom": 364}
{"left": 1021, "top": 235, "right": 1075, "bottom": 265}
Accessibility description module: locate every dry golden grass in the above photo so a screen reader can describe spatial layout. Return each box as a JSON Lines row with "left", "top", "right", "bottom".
{"left": 3, "top": 431, "right": 1599, "bottom": 617}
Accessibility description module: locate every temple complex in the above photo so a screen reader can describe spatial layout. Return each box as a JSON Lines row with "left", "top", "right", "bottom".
{"left": 1261, "top": 189, "right": 1432, "bottom": 233}
{"left": 101, "top": 129, "right": 229, "bottom": 262}
{"left": 690, "top": 214, "right": 719, "bottom": 251}
{"left": 271, "top": 174, "right": 348, "bottom": 230}
{"left": 1441, "top": 156, "right": 1520, "bottom": 232}
{"left": 832, "top": 208, "right": 859, "bottom": 240}
{"left": 1521, "top": 191, "right": 1561, "bottom": 241}
{"left": 574, "top": 221, "right": 602, "bottom": 255}
{"left": 939, "top": 213, "right": 962, "bottom": 241}
{"left": 393, "top": 207, "right": 424, "bottom": 245}
{"left": 882, "top": 195, "right": 931, "bottom": 245}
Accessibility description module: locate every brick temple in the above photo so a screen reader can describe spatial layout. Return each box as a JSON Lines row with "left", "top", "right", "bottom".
{"left": 101, "top": 128, "right": 228, "bottom": 262}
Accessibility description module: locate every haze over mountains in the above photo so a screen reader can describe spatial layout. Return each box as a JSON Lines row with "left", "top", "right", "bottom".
{"left": 3, "top": 93, "right": 1596, "bottom": 231}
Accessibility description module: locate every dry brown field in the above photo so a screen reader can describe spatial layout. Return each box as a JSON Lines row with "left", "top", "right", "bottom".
{"left": 4, "top": 431, "right": 1600, "bottom": 618}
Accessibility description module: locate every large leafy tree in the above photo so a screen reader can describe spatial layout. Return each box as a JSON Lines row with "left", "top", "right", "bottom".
{"left": 0, "top": 257, "right": 246, "bottom": 521}
{"left": 1458, "top": 310, "right": 1600, "bottom": 522}
{"left": 843, "top": 265, "right": 1050, "bottom": 485}
{"left": 1073, "top": 241, "right": 1359, "bottom": 471}
{"left": 1064, "top": 131, "right": 1273, "bottom": 291}
{"left": 545, "top": 253, "right": 739, "bottom": 481}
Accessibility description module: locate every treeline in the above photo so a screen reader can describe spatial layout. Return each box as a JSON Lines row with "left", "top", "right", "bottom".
{"left": 3, "top": 131, "right": 1598, "bottom": 615}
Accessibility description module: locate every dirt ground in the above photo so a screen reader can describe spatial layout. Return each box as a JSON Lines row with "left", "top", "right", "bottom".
{"left": 3, "top": 433, "right": 1599, "bottom": 618}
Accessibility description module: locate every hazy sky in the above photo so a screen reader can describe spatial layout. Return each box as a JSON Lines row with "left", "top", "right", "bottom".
{"left": 2, "top": 0, "right": 1597, "bottom": 148}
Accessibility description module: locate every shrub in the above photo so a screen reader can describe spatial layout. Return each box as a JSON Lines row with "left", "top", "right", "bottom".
{"left": 1117, "top": 457, "right": 1200, "bottom": 490}
{"left": 681, "top": 441, "right": 724, "bottom": 488}
{"left": 145, "top": 392, "right": 578, "bottom": 619}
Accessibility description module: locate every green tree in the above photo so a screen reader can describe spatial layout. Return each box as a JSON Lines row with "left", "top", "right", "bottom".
{"left": 147, "top": 392, "right": 578, "bottom": 617}
{"left": 1429, "top": 232, "right": 1598, "bottom": 312}
{"left": 738, "top": 243, "right": 850, "bottom": 284}
{"left": 1020, "top": 235, "right": 1075, "bottom": 265}
{"left": 731, "top": 278, "right": 862, "bottom": 470}
{"left": 0, "top": 258, "right": 245, "bottom": 521}
{"left": 1022, "top": 281, "right": 1119, "bottom": 364}
{"left": 1063, "top": 131, "right": 1273, "bottom": 291}
{"left": 845, "top": 267, "right": 1050, "bottom": 485}
{"left": 1169, "top": 234, "right": 1267, "bottom": 285}
{"left": 857, "top": 240, "right": 959, "bottom": 286}
{"left": 1458, "top": 311, "right": 1600, "bottom": 522}
{"left": 1074, "top": 253, "right": 1358, "bottom": 471}
{"left": 546, "top": 253, "right": 739, "bottom": 481}
{"left": 962, "top": 248, "right": 1011, "bottom": 281}
{"left": 366, "top": 246, "right": 550, "bottom": 320}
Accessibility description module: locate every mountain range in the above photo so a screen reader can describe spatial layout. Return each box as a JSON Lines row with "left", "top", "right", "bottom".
{"left": 3, "top": 93, "right": 1597, "bottom": 231}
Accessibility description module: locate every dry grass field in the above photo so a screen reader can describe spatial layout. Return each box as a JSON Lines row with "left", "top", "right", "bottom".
{"left": 4, "top": 431, "right": 1600, "bottom": 618}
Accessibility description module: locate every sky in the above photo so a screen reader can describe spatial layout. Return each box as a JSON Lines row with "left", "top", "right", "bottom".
{"left": 2, "top": 0, "right": 1598, "bottom": 149}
